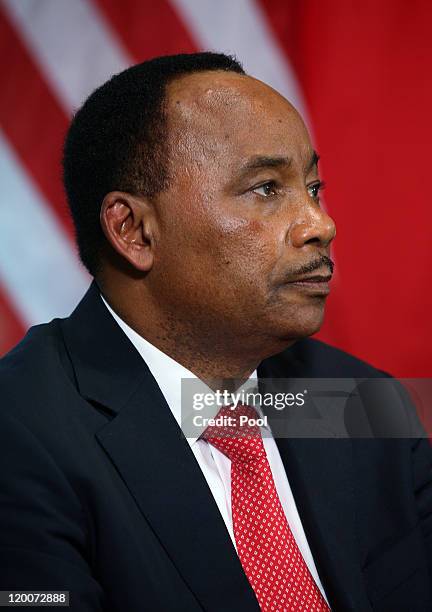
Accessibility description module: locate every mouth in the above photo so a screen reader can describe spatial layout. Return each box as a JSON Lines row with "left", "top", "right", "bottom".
{"left": 285, "top": 273, "right": 332, "bottom": 295}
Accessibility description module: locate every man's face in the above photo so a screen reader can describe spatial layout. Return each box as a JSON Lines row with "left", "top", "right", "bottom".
{"left": 149, "top": 71, "right": 336, "bottom": 349}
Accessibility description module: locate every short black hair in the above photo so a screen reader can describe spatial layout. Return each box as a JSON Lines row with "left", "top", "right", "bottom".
{"left": 63, "top": 52, "right": 245, "bottom": 276}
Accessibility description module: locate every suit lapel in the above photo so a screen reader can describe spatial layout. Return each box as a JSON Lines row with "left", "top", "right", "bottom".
{"left": 61, "top": 282, "right": 260, "bottom": 612}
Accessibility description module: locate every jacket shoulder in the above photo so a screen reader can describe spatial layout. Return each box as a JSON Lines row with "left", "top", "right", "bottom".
{"left": 1, "top": 319, "right": 63, "bottom": 371}
{"left": 295, "top": 337, "right": 387, "bottom": 376}
{"left": 0, "top": 319, "right": 75, "bottom": 419}
{"left": 261, "top": 337, "right": 388, "bottom": 378}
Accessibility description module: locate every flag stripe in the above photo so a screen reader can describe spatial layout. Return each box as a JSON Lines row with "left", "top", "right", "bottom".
{"left": 95, "top": 0, "right": 197, "bottom": 61}
{"left": 0, "top": 8, "right": 73, "bottom": 236}
{"left": 0, "top": 131, "right": 89, "bottom": 326}
{"left": 0, "top": 288, "right": 25, "bottom": 354}
{"left": 1, "top": 0, "right": 131, "bottom": 113}
{"left": 170, "top": 0, "right": 306, "bottom": 117}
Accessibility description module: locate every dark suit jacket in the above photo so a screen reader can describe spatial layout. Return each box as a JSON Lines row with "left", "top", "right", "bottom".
{"left": 0, "top": 282, "right": 431, "bottom": 611}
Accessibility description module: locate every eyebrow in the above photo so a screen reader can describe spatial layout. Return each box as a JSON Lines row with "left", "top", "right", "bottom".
{"left": 236, "top": 150, "right": 320, "bottom": 180}
{"left": 306, "top": 150, "right": 320, "bottom": 173}
{"left": 236, "top": 156, "right": 291, "bottom": 179}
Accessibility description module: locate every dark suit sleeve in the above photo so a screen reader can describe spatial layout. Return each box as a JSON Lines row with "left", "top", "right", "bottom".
{"left": 0, "top": 410, "right": 105, "bottom": 611}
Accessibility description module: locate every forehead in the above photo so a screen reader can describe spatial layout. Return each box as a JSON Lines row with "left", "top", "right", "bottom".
{"left": 165, "top": 71, "right": 312, "bottom": 167}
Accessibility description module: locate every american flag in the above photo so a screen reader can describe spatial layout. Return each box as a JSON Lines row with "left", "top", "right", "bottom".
{"left": 1, "top": 0, "right": 431, "bottom": 377}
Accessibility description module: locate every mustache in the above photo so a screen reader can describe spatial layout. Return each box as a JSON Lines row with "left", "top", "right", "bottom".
{"left": 285, "top": 254, "right": 335, "bottom": 279}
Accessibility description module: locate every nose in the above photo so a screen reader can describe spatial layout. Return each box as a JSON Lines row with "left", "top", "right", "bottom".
{"left": 290, "top": 206, "right": 336, "bottom": 249}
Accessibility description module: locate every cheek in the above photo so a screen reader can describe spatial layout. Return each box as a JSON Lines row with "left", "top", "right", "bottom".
{"left": 209, "top": 218, "right": 281, "bottom": 286}
{"left": 158, "top": 185, "right": 283, "bottom": 289}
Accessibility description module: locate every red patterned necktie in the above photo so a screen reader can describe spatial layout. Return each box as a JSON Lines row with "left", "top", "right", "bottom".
{"left": 201, "top": 403, "right": 330, "bottom": 612}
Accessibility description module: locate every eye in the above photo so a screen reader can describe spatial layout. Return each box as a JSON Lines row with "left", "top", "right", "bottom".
{"left": 252, "top": 181, "right": 278, "bottom": 197}
{"left": 307, "top": 180, "right": 325, "bottom": 200}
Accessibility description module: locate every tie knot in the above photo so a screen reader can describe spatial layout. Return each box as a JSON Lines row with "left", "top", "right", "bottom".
{"left": 201, "top": 403, "right": 265, "bottom": 464}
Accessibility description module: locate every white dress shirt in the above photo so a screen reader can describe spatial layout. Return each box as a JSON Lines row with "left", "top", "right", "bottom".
{"left": 101, "top": 295, "right": 329, "bottom": 605}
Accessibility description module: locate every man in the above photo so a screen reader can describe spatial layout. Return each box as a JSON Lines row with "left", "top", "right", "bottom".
{"left": 0, "top": 52, "right": 431, "bottom": 611}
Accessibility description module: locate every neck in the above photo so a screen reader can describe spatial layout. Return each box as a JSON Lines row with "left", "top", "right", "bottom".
{"left": 99, "top": 282, "right": 287, "bottom": 387}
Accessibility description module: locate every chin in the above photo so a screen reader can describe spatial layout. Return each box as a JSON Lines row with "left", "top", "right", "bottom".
{"left": 274, "top": 302, "right": 326, "bottom": 341}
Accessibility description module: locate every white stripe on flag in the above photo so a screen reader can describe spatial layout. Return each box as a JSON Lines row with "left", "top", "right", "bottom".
{"left": 0, "top": 131, "right": 89, "bottom": 326}
{"left": 1, "top": 0, "right": 131, "bottom": 113}
{"left": 170, "top": 0, "right": 307, "bottom": 117}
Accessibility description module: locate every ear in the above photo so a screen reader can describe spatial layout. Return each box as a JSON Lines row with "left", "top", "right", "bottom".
{"left": 100, "top": 191, "right": 157, "bottom": 272}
